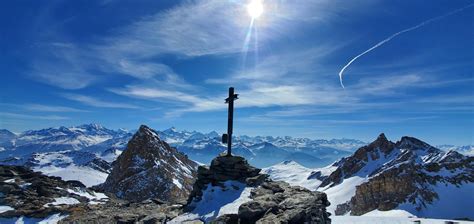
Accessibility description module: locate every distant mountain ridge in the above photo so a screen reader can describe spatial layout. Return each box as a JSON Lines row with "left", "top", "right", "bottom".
{"left": 0, "top": 123, "right": 367, "bottom": 168}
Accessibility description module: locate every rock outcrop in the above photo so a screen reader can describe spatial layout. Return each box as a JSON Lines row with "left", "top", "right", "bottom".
{"left": 102, "top": 125, "right": 198, "bottom": 203}
{"left": 183, "top": 154, "right": 332, "bottom": 223}
{"left": 60, "top": 199, "right": 181, "bottom": 223}
{"left": 347, "top": 150, "right": 473, "bottom": 216}
{"left": 238, "top": 181, "right": 331, "bottom": 224}
{"left": 186, "top": 154, "right": 267, "bottom": 207}
{"left": 0, "top": 165, "right": 106, "bottom": 218}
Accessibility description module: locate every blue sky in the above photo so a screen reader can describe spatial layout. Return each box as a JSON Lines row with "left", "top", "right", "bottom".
{"left": 1, "top": 0, "right": 473, "bottom": 145}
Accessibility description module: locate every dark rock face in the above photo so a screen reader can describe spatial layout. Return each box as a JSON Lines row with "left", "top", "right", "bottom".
{"left": 186, "top": 154, "right": 331, "bottom": 223}
{"left": 349, "top": 153, "right": 474, "bottom": 216}
{"left": 102, "top": 125, "right": 198, "bottom": 203}
{"left": 0, "top": 165, "right": 99, "bottom": 218}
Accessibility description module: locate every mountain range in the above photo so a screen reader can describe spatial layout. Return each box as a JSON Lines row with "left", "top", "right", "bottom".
{"left": 263, "top": 133, "right": 474, "bottom": 220}
{"left": 0, "top": 124, "right": 471, "bottom": 188}
{"left": 0, "top": 124, "right": 472, "bottom": 222}
{"left": 0, "top": 124, "right": 365, "bottom": 185}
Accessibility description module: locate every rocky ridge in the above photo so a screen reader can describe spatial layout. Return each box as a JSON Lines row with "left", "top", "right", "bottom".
{"left": 318, "top": 133, "right": 474, "bottom": 217}
{"left": 101, "top": 125, "right": 198, "bottom": 203}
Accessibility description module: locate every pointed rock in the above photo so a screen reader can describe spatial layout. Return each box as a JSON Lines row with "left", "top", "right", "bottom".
{"left": 396, "top": 136, "right": 438, "bottom": 153}
{"left": 102, "top": 125, "right": 197, "bottom": 203}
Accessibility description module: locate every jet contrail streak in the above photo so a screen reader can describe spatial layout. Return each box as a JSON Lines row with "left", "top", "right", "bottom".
{"left": 338, "top": 3, "right": 474, "bottom": 88}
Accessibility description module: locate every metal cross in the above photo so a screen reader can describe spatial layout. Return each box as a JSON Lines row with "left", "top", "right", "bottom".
{"left": 222, "top": 87, "right": 238, "bottom": 156}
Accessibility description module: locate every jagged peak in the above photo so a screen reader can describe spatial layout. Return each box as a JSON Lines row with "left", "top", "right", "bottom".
{"left": 138, "top": 124, "right": 151, "bottom": 131}
{"left": 79, "top": 123, "right": 103, "bottom": 129}
{"left": 376, "top": 133, "right": 388, "bottom": 142}
{"left": 367, "top": 133, "right": 393, "bottom": 149}
{"left": 396, "top": 136, "right": 436, "bottom": 152}
{"left": 133, "top": 125, "right": 162, "bottom": 142}
{"left": 138, "top": 125, "right": 156, "bottom": 135}
{"left": 281, "top": 160, "right": 297, "bottom": 165}
{"left": 164, "top": 127, "right": 178, "bottom": 133}
{"left": 0, "top": 129, "right": 16, "bottom": 136}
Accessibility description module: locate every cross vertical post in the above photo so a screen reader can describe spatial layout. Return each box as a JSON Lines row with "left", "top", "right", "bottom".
{"left": 224, "top": 87, "right": 238, "bottom": 156}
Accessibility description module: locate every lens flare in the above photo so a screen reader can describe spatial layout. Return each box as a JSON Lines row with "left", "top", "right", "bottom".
{"left": 247, "top": 0, "right": 263, "bottom": 19}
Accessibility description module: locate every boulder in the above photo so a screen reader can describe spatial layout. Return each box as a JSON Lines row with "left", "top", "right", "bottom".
{"left": 239, "top": 181, "right": 331, "bottom": 224}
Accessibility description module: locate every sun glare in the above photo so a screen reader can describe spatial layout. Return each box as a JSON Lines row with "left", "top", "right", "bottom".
{"left": 247, "top": 0, "right": 263, "bottom": 19}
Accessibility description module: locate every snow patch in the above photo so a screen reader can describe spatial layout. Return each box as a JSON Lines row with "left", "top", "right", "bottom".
{"left": 66, "top": 188, "right": 108, "bottom": 204}
{"left": 262, "top": 160, "right": 324, "bottom": 190}
{"left": 170, "top": 181, "right": 253, "bottom": 223}
{"left": 0, "top": 205, "right": 14, "bottom": 213}
{"left": 363, "top": 209, "right": 416, "bottom": 217}
{"left": 172, "top": 178, "right": 183, "bottom": 189}
{"left": 332, "top": 216, "right": 474, "bottom": 224}
{"left": 44, "top": 197, "right": 80, "bottom": 207}
{"left": 4, "top": 178, "right": 15, "bottom": 183}
{"left": 34, "top": 164, "right": 108, "bottom": 187}
{"left": 0, "top": 213, "right": 68, "bottom": 224}
{"left": 38, "top": 213, "right": 69, "bottom": 224}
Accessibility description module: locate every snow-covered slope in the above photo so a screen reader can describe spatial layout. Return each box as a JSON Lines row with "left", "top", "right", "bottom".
{"left": 264, "top": 133, "right": 474, "bottom": 221}
{"left": 262, "top": 160, "right": 336, "bottom": 190}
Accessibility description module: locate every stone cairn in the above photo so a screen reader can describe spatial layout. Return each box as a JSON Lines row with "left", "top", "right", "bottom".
{"left": 186, "top": 154, "right": 269, "bottom": 208}
{"left": 185, "top": 154, "right": 332, "bottom": 224}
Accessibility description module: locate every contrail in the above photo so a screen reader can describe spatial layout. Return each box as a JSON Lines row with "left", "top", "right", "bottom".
{"left": 338, "top": 3, "right": 474, "bottom": 88}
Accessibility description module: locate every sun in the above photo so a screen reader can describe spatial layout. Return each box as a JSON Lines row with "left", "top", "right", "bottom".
{"left": 247, "top": 0, "right": 263, "bottom": 19}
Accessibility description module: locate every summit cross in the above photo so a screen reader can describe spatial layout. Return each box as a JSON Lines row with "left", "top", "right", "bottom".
{"left": 222, "top": 87, "right": 238, "bottom": 156}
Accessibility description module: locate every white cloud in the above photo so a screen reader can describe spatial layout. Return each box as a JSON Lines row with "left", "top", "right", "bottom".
{"left": 30, "top": 43, "right": 98, "bottom": 89}
{"left": 22, "top": 104, "right": 89, "bottom": 112}
{"left": 62, "top": 94, "right": 139, "bottom": 109}
{"left": 110, "top": 86, "right": 224, "bottom": 112}
{"left": 0, "top": 112, "right": 69, "bottom": 121}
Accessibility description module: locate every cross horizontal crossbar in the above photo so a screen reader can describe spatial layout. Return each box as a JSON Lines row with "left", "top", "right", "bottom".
{"left": 225, "top": 94, "right": 239, "bottom": 103}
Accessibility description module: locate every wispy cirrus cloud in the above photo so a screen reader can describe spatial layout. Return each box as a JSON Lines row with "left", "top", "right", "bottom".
{"left": 22, "top": 104, "right": 89, "bottom": 112}
{"left": 62, "top": 94, "right": 140, "bottom": 109}
{"left": 28, "top": 0, "right": 368, "bottom": 90}
{"left": 0, "top": 103, "right": 88, "bottom": 113}
{"left": 0, "top": 112, "right": 69, "bottom": 120}
{"left": 30, "top": 42, "right": 99, "bottom": 89}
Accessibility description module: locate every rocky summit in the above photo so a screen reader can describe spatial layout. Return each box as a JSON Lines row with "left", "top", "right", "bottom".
{"left": 181, "top": 154, "right": 332, "bottom": 223}
{"left": 101, "top": 125, "right": 198, "bottom": 203}
{"left": 186, "top": 153, "right": 266, "bottom": 206}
